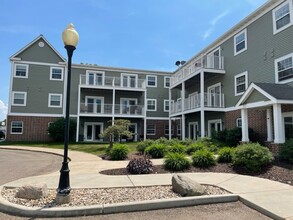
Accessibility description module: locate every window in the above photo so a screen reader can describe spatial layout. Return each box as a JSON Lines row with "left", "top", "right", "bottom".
{"left": 275, "top": 53, "right": 293, "bottom": 83}
{"left": 164, "top": 100, "right": 170, "bottom": 112}
{"left": 121, "top": 73, "right": 137, "bottom": 88}
{"left": 48, "top": 94, "right": 62, "bottom": 108}
{"left": 14, "top": 64, "right": 28, "bottom": 78}
{"left": 50, "top": 67, "right": 63, "bottom": 80}
{"left": 164, "top": 124, "right": 174, "bottom": 135}
{"left": 177, "top": 124, "right": 181, "bottom": 136}
{"left": 236, "top": 118, "right": 242, "bottom": 128}
{"left": 147, "top": 75, "right": 157, "bottom": 87}
{"left": 147, "top": 124, "right": 156, "bottom": 135}
{"left": 86, "top": 71, "right": 104, "bottom": 86}
{"left": 12, "top": 92, "right": 26, "bottom": 106}
{"left": 273, "top": 0, "right": 293, "bottom": 34}
{"left": 86, "top": 96, "right": 104, "bottom": 113}
{"left": 164, "top": 76, "right": 171, "bottom": 88}
{"left": 11, "top": 121, "right": 23, "bottom": 134}
{"left": 147, "top": 99, "right": 157, "bottom": 111}
{"left": 234, "top": 71, "right": 248, "bottom": 96}
{"left": 234, "top": 29, "right": 247, "bottom": 55}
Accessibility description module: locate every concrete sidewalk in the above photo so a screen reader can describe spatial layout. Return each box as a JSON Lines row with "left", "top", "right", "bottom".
{"left": 1, "top": 146, "right": 293, "bottom": 219}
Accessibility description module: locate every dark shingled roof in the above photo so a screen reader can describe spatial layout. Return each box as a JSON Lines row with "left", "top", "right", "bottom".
{"left": 254, "top": 83, "right": 293, "bottom": 100}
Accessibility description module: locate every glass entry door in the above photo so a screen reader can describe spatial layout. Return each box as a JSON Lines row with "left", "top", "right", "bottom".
{"left": 189, "top": 122, "right": 198, "bottom": 140}
{"left": 84, "top": 123, "right": 103, "bottom": 141}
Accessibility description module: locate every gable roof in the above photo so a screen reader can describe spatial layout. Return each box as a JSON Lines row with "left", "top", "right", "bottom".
{"left": 10, "top": 35, "right": 66, "bottom": 62}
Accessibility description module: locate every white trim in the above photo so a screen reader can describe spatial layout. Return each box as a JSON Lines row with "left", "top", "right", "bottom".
{"left": 275, "top": 52, "right": 293, "bottom": 84}
{"left": 146, "top": 99, "right": 157, "bottom": 111}
{"left": 146, "top": 117, "right": 169, "bottom": 120}
{"left": 12, "top": 60, "right": 66, "bottom": 67}
{"left": 188, "top": 122, "right": 198, "bottom": 139}
{"left": 121, "top": 73, "right": 138, "bottom": 88}
{"left": 48, "top": 93, "right": 62, "bottom": 108}
{"left": 12, "top": 91, "right": 27, "bottom": 106}
{"left": 236, "top": 118, "right": 242, "bottom": 128}
{"left": 208, "top": 119, "right": 222, "bottom": 137}
{"left": 146, "top": 75, "right": 157, "bottom": 87}
{"left": 234, "top": 29, "right": 247, "bottom": 56}
{"left": 272, "top": 0, "right": 293, "bottom": 35}
{"left": 14, "top": 63, "right": 29, "bottom": 78}
{"left": 84, "top": 122, "right": 104, "bottom": 142}
{"left": 120, "top": 98, "right": 138, "bottom": 114}
{"left": 85, "top": 96, "right": 105, "bottom": 114}
{"left": 86, "top": 70, "right": 105, "bottom": 86}
{"left": 50, "top": 67, "right": 64, "bottom": 81}
{"left": 7, "top": 113, "right": 77, "bottom": 117}
{"left": 10, "top": 121, "right": 23, "bottom": 134}
{"left": 164, "top": 99, "right": 173, "bottom": 112}
{"left": 164, "top": 76, "right": 171, "bottom": 88}
{"left": 234, "top": 71, "right": 248, "bottom": 96}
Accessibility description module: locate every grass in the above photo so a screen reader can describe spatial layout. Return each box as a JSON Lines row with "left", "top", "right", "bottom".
{"left": 0, "top": 141, "right": 138, "bottom": 156}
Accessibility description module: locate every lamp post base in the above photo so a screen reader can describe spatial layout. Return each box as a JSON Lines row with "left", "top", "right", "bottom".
{"left": 55, "top": 193, "right": 71, "bottom": 205}
{"left": 57, "top": 161, "right": 71, "bottom": 195}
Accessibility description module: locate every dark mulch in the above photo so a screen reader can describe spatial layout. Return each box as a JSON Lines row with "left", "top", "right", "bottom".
{"left": 100, "top": 159, "right": 293, "bottom": 186}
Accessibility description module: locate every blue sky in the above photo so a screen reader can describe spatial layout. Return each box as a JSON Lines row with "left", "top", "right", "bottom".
{"left": 0, "top": 0, "right": 267, "bottom": 121}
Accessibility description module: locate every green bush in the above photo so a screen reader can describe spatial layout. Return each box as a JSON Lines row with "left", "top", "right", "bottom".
{"left": 109, "top": 144, "right": 129, "bottom": 160}
{"left": 186, "top": 142, "right": 206, "bottom": 155}
{"left": 154, "top": 137, "right": 170, "bottom": 145}
{"left": 180, "top": 138, "right": 195, "bottom": 146}
{"left": 145, "top": 143, "right": 167, "bottom": 158}
{"left": 127, "top": 157, "right": 153, "bottom": 174}
{"left": 48, "top": 118, "right": 76, "bottom": 142}
{"left": 217, "top": 147, "right": 234, "bottom": 163}
{"left": 136, "top": 139, "right": 154, "bottom": 154}
{"left": 164, "top": 153, "right": 191, "bottom": 171}
{"left": 192, "top": 149, "right": 216, "bottom": 168}
{"left": 168, "top": 143, "right": 186, "bottom": 154}
{"left": 279, "top": 139, "right": 293, "bottom": 164}
{"left": 232, "top": 143, "right": 274, "bottom": 172}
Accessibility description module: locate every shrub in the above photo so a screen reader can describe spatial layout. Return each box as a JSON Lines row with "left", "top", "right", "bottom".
{"left": 154, "top": 137, "right": 171, "bottom": 145}
{"left": 279, "top": 139, "right": 293, "bottom": 164}
{"left": 232, "top": 143, "right": 274, "bottom": 172}
{"left": 136, "top": 139, "right": 154, "bottom": 154}
{"left": 164, "top": 153, "right": 191, "bottom": 171}
{"left": 145, "top": 143, "right": 167, "bottom": 158}
{"left": 192, "top": 149, "right": 216, "bottom": 168}
{"left": 108, "top": 144, "right": 129, "bottom": 160}
{"left": 180, "top": 138, "right": 195, "bottom": 146}
{"left": 186, "top": 142, "right": 206, "bottom": 155}
{"left": 127, "top": 157, "right": 153, "bottom": 174}
{"left": 168, "top": 143, "right": 186, "bottom": 154}
{"left": 217, "top": 147, "right": 234, "bottom": 163}
{"left": 48, "top": 118, "right": 76, "bottom": 142}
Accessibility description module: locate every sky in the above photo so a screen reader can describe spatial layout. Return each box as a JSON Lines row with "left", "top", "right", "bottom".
{"left": 0, "top": 0, "right": 268, "bottom": 121}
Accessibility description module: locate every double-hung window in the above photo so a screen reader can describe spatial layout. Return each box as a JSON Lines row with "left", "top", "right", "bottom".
{"left": 48, "top": 93, "right": 62, "bottom": 108}
{"left": 164, "top": 76, "right": 171, "bottom": 88}
{"left": 146, "top": 124, "right": 156, "bottom": 135}
{"left": 12, "top": 92, "right": 26, "bottom": 106}
{"left": 273, "top": 0, "right": 293, "bottom": 34}
{"left": 275, "top": 53, "right": 293, "bottom": 83}
{"left": 50, "top": 67, "right": 63, "bottom": 80}
{"left": 11, "top": 121, "right": 23, "bottom": 134}
{"left": 147, "top": 99, "right": 157, "bottom": 111}
{"left": 14, "top": 64, "right": 28, "bottom": 78}
{"left": 234, "top": 71, "right": 248, "bottom": 96}
{"left": 234, "top": 29, "right": 247, "bottom": 56}
{"left": 147, "top": 75, "right": 157, "bottom": 87}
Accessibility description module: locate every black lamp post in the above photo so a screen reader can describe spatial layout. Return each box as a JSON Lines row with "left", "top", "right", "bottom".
{"left": 57, "top": 23, "right": 79, "bottom": 196}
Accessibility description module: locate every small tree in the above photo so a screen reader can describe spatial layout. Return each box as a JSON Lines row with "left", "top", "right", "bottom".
{"left": 48, "top": 118, "right": 76, "bottom": 142}
{"left": 100, "top": 119, "right": 133, "bottom": 149}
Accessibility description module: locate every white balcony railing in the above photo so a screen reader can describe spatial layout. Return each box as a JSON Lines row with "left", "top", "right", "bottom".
{"left": 170, "top": 93, "right": 225, "bottom": 114}
{"left": 80, "top": 103, "right": 144, "bottom": 116}
{"left": 170, "top": 55, "right": 224, "bottom": 86}
{"left": 80, "top": 75, "right": 146, "bottom": 89}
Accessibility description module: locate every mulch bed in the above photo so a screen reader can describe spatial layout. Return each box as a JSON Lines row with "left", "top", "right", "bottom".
{"left": 100, "top": 159, "right": 293, "bottom": 186}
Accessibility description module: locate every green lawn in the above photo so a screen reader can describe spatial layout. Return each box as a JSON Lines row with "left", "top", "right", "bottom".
{"left": 0, "top": 141, "right": 138, "bottom": 156}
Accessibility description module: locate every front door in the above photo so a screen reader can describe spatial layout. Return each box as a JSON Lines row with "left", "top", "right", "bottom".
{"left": 208, "top": 119, "right": 222, "bottom": 137}
{"left": 84, "top": 123, "right": 103, "bottom": 141}
{"left": 207, "top": 47, "right": 220, "bottom": 69}
{"left": 189, "top": 122, "right": 198, "bottom": 140}
{"left": 208, "top": 83, "right": 221, "bottom": 107}
{"left": 128, "top": 123, "right": 137, "bottom": 141}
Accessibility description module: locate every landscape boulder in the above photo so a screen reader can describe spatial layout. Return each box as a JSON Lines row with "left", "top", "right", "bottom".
{"left": 15, "top": 184, "right": 48, "bottom": 200}
{"left": 172, "top": 174, "right": 205, "bottom": 197}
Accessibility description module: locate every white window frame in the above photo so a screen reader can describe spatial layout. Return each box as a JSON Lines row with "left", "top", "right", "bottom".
{"left": 86, "top": 70, "right": 105, "bottom": 86}
{"left": 164, "top": 99, "right": 170, "bottom": 112}
{"left": 275, "top": 53, "right": 293, "bottom": 84}
{"left": 146, "top": 75, "right": 157, "bottom": 87}
{"left": 86, "top": 96, "right": 105, "bottom": 114}
{"left": 146, "top": 124, "right": 156, "bottom": 135}
{"left": 11, "top": 121, "right": 23, "bottom": 134}
{"left": 236, "top": 118, "right": 242, "bottom": 128}
{"left": 12, "top": 91, "right": 27, "bottom": 106}
{"left": 164, "top": 76, "right": 171, "bottom": 88}
{"left": 208, "top": 119, "right": 222, "bottom": 137}
{"left": 177, "top": 124, "right": 181, "bottom": 136}
{"left": 48, "top": 93, "right": 62, "bottom": 108}
{"left": 121, "top": 73, "right": 138, "bottom": 88}
{"left": 50, "top": 67, "right": 64, "bottom": 81}
{"left": 234, "top": 29, "right": 247, "bottom": 56}
{"left": 272, "top": 0, "right": 293, "bottom": 35}
{"left": 14, "top": 64, "right": 29, "bottom": 78}
{"left": 120, "top": 98, "right": 137, "bottom": 114}
{"left": 234, "top": 71, "right": 248, "bottom": 96}
{"left": 147, "top": 99, "right": 157, "bottom": 111}
{"left": 84, "top": 122, "right": 104, "bottom": 142}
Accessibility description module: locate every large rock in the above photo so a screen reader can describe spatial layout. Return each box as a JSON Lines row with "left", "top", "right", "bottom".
{"left": 172, "top": 174, "right": 205, "bottom": 197}
{"left": 15, "top": 184, "right": 48, "bottom": 200}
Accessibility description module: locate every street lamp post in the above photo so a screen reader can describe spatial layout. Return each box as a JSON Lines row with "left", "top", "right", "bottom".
{"left": 57, "top": 23, "right": 79, "bottom": 198}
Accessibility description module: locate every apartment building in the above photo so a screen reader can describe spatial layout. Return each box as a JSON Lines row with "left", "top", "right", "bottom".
{"left": 6, "top": 0, "right": 293, "bottom": 148}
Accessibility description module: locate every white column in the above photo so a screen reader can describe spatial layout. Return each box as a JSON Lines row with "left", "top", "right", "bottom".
{"left": 112, "top": 88, "right": 116, "bottom": 124}
{"left": 267, "top": 108, "right": 273, "bottom": 142}
{"left": 144, "top": 90, "right": 147, "bottom": 141}
{"left": 182, "top": 115, "right": 185, "bottom": 141}
{"left": 144, "top": 117, "right": 147, "bottom": 141}
{"left": 273, "top": 104, "right": 285, "bottom": 143}
{"left": 168, "top": 118, "right": 172, "bottom": 140}
{"left": 181, "top": 82, "right": 185, "bottom": 112}
{"left": 241, "top": 108, "right": 249, "bottom": 142}
{"left": 200, "top": 71, "right": 205, "bottom": 137}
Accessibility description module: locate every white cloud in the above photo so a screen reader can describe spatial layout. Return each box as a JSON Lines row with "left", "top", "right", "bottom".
{"left": 202, "top": 28, "right": 213, "bottom": 40}
{"left": 0, "top": 100, "right": 8, "bottom": 121}
{"left": 210, "top": 10, "right": 230, "bottom": 26}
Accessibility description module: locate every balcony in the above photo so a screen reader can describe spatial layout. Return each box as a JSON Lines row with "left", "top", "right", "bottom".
{"left": 80, "top": 103, "right": 145, "bottom": 116}
{"left": 80, "top": 75, "right": 146, "bottom": 90}
{"left": 170, "top": 55, "right": 225, "bottom": 86}
{"left": 170, "top": 93, "right": 225, "bottom": 114}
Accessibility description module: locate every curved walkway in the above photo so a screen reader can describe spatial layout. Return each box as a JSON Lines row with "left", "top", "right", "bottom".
{"left": 0, "top": 146, "right": 293, "bottom": 219}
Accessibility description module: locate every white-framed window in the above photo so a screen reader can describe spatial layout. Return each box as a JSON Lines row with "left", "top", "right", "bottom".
{"left": 11, "top": 121, "right": 23, "bottom": 134}
{"left": 146, "top": 124, "right": 156, "bottom": 135}
{"left": 48, "top": 93, "right": 62, "bottom": 108}
{"left": 177, "top": 124, "right": 181, "bottom": 136}
{"left": 234, "top": 29, "right": 247, "bottom": 56}
{"left": 12, "top": 91, "right": 27, "bottom": 106}
{"left": 272, "top": 0, "right": 293, "bottom": 34}
{"left": 164, "top": 124, "right": 174, "bottom": 135}
{"left": 121, "top": 73, "right": 137, "bottom": 88}
{"left": 14, "top": 64, "right": 28, "bottom": 78}
{"left": 86, "top": 96, "right": 104, "bottom": 114}
{"left": 164, "top": 100, "right": 170, "bottom": 112}
{"left": 86, "top": 70, "right": 105, "bottom": 86}
{"left": 147, "top": 75, "right": 157, "bottom": 87}
{"left": 147, "top": 99, "right": 157, "bottom": 111}
{"left": 234, "top": 71, "right": 248, "bottom": 96}
{"left": 164, "top": 76, "right": 171, "bottom": 88}
{"left": 50, "top": 67, "right": 64, "bottom": 81}
{"left": 236, "top": 118, "right": 242, "bottom": 128}
{"left": 275, "top": 53, "right": 293, "bottom": 83}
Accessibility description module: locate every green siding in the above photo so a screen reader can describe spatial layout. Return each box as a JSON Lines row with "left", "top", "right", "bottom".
{"left": 243, "top": 90, "right": 270, "bottom": 104}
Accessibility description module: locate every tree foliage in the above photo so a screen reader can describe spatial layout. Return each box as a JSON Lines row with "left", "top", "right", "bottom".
{"left": 48, "top": 118, "right": 76, "bottom": 142}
